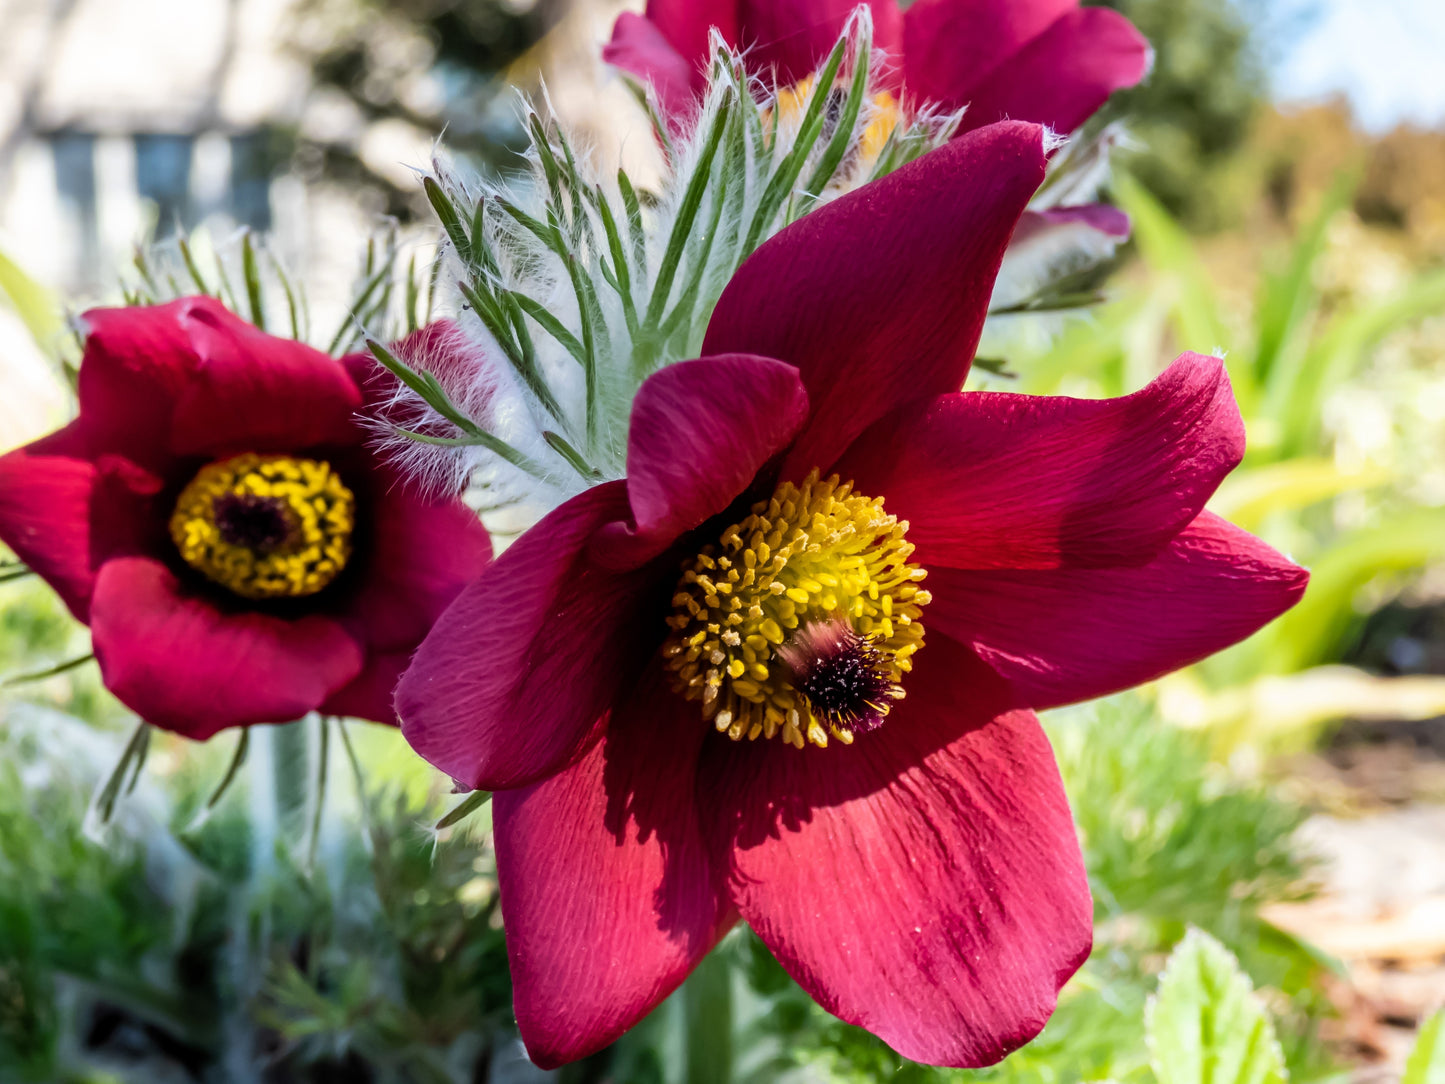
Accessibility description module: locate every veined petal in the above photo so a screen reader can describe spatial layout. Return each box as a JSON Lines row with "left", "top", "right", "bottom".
{"left": 396, "top": 481, "right": 659, "bottom": 791}
{"left": 497, "top": 664, "right": 733, "bottom": 1069}
{"left": 736, "top": 0, "right": 904, "bottom": 88}
{"left": 956, "top": 7, "right": 1150, "bottom": 135}
{"left": 90, "top": 557, "right": 363, "bottom": 739}
{"left": 902, "top": 0, "right": 1075, "bottom": 110}
{"left": 646, "top": 0, "right": 740, "bottom": 69}
{"left": 703, "top": 122, "right": 1046, "bottom": 479}
{"left": 599, "top": 355, "right": 810, "bottom": 566}
{"left": 926, "top": 512, "right": 1309, "bottom": 710}
{"left": 834, "top": 354, "right": 1244, "bottom": 570}
{"left": 0, "top": 425, "right": 102, "bottom": 620}
{"left": 699, "top": 636, "right": 1091, "bottom": 1067}
{"left": 320, "top": 648, "right": 413, "bottom": 726}
{"left": 340, "top": 460, "right": 493, "bottom": 654}
{"left": 79, "top": 297, "right": 359, "bottom": 465}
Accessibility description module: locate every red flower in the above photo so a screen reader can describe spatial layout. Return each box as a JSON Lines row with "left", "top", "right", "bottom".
{"left": 604, "top": 0, "right": 1149, "bottom": 133}
{"left": 395, "top": 123, "right": 1306, "bottom": 1068}
{"left": 0, "top": 298, "right": 491, "bottom": 739}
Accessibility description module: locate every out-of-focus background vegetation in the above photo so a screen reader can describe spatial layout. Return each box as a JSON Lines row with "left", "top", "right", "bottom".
{"left": 2, "top": 0, "right": 1445, "bottom": 1081}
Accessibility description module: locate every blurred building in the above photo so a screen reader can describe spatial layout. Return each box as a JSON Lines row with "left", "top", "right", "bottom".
{"left": 0, "top": 0, "right": 581, "bottom": 448}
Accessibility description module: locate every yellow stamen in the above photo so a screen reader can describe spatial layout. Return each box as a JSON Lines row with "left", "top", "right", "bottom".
{"left": 663, "top": 471, "right": 929, "bottom": 748}
{"left": 168, "top": 452, "right": 355, "bottom": 600}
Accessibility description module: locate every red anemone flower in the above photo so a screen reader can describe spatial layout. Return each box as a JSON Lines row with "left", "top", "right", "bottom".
{"left": 604, "top": 0, "right": 1149, "bottom": 134}
{"left": 0, "top": 298, "right": 491, "bottom": 739}
{"left": 395, "top": 123, "right": 1306, "bottom": 1068}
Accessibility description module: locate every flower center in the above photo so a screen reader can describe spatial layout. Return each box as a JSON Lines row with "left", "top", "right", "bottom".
{"left": 663, "top": 471, "right": 930, "bottom": 749}
{"left": 169, "top": 453, "right": 356, "bottom": 600}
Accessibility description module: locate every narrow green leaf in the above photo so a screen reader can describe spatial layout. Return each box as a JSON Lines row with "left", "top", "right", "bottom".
{"left": 528, "top": 112, "right": 569, "bottom": 229}
{"left": 624, "top": 77, "right": 677, "bottom": 166}
{"left": 241, "top": 231, "right": 267, "bottom": 330}
{"left": 742, "top": 32, "right": 849, "bottom": 254}
{"left": 594, "top": 185, "right": 640, "bottom": 338}
{"left": 800, "top": 16, "right": 872, "bottom": 200}
{"left": 509, "top": 290, "right": 586, "bottom": 368}
{"left": 405, "top": 253, "right": 420, "bottom": 334}
{"left": 205, "top": 729, "right": 250, "bottom": 812}
{"left": 305, "top": 714, "right": 330, "bottom": 869}
{"left": 1403, "top": 1011, "right": 1445, "bottom": 1084}
{"left": 176, "top": 237, "right": 212, "bottom": 297}
{"left": 0, "top": 246, "right": 62, "bottom": 349}
{"left": 659, "top": 164, "right": 728, "bottom": 348}
{"left": 425, "top": 176, "right": 472, "bottom": 266}
{"left": 394, "top": 427, "right": 548, "bottom": 479}
{"left": 87, "top": 720, "right": 152, "bottom": 830}
{"left": 1146, "top": 929, "right": 1287, "bottom": 1084}
{"left": 271, "top": 255, "right": 303, "bottom": 340}
{"left": 0, "top": 565, "right": 34, "bottom": 584}
{"left": 542, "top": 430, "right": 601, "bottom": 480}
{"left": 618, "top": 169, "right": 648, "bottom": 276}
{"left": 328, "top": 262, "right": 392, "bottom": 355}
{"left": 646, "top": 88, "right": 735, "bottom": 327}
{"left": 457, "top": 281, "right": 564, "bottom": 424}
{"left": 434, "top": 788, "right": 492, "bottom": 831}
{"left": 564, "top": 253, "right": 606, "bottom": 443}
{"left": 3, "top": 652, "right": 95, "bottom": 687}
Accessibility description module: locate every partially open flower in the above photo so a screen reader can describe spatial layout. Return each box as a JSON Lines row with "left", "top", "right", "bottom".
{"left": 395, "top": 123, "right": 1307, "bottom": 1068}
{"left": 0, "top": 298, "right": 492, "bottom": 739}
{"left": 605, "top": 0, "right": 1149, "bottom": 136}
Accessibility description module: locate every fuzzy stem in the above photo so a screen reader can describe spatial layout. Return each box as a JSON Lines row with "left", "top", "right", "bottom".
{"left": 270, "top": 719, "right": 311, "bottom": 847}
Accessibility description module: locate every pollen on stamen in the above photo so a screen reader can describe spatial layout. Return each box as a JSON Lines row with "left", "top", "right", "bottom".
{"left": 663, "top": 470, "right": 929, "bottom": 750}
{"left": 169, "top": 452, "right": 356, "bottom": 600}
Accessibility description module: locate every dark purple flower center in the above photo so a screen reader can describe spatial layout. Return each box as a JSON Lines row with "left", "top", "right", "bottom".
{"left": 780, "top": 619, "right": 898, "bottom": 735}
{"left": 213, "top": 493, "right": 295, "bottom": 554}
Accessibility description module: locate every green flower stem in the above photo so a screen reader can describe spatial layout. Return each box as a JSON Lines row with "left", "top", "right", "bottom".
{"left": 270, "top": 718, "right": 311, "bottom": 844}
{"left": 682, "top": 948, "right": 734, "bottom": 1084}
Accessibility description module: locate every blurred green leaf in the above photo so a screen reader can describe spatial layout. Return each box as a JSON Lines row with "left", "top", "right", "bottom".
{"left": 1208, "top": 459, "right": 1388, "bottom": 533}
{"left": 1147, "top": 929, "right": 1288, "bottom": 1084}
{"left": 1404, "top": 1012, "right": 1445, "bottom": 1084}
{"left": 1258, "top": 507, "right": 1445, "bottom": 673}
{"left": 0, "top": 247, "right": 61, "bottom": 353}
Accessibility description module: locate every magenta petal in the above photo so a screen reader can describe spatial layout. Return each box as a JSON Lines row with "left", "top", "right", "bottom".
{"left": 703, "top": 122, "right": 1046, "bottom": 478}
{"left": 603, "top": 355, "right": 809, "bottom": 564}
{"left": 90, "top": 557, "right": 363, "bottom": 739}
{"left": 396, "top": 481, "right": 658, "bottom": 791}
{"left": 736, "top": 0, "right": 904, "bottom": 88}
{"left": 926, "top": 512, "right": 1309, "bottom": 710}
{"left": 80, "top": 297, "right": 360, "bottom": 463}
{"left": 0, "top": 425, "right": 101, "bottom": 620}
{"left": 340, "top": 464, "right": 492, "bottom": 654}
{"left": 835, "top": 353, "right": 1244, "bottom": 570}
{"left": 1013, "top": 204, "right": 1132, "bottom": 244}
{"left": 496, "top": 665, "right": 733, "bottom": 1069}
{"left": 604, "top": 12, "right": 707, "bottom": 122}
{"left": 646, "top": 0, "right": 741, "bottom": 67}
{"left": 699, "top": 636, "right": 1091, "bottom": 1067}
{"left": 321, "top": 648, "right": 412, "bottom": 725}
{"left": 956, "top": 7, "right": 1151, "bottom": 135}
{"left": 902, "top": 0, "right": 1074, "bottom": 110}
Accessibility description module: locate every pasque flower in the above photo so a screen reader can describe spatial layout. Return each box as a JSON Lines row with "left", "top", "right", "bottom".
{"left": 395, "top": 122, "right": 1306, "bottom": 1067}
{"left": 605, "top": 0, "right": 1149, "bottom": 133}
{"left": 0, "top": 298, "right": 491, "bottom": 739}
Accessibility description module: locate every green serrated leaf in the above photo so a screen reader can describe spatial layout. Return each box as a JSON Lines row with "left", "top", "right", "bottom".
{"left": 1147, "top": 929, "right": 1288, "bottom": 1084}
